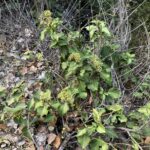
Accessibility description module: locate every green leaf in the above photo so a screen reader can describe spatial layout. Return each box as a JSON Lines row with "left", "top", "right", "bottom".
{"left": 77, "top": 134, "right": 91, "bottom": 149}
{"left": 93, "top": 108, "right": 105, "bottom": 123}
{"left": 100, "top": 71, "right": 111, "bottom": 83}
{"left": 7, "top": 94, "right": 22, "bottom": 105}
{"left": 4, "top": 103, "right": 26, "bottom": 113}
{"left": 28, "top": 99, "right": 35, "bottom": 109}
{"left": 106, "top": 128, "right": 118, "bottom": 139}
{"left": 118, "top": 114, "right": 127, "bottom": 123}
{"left": 107, "top": 104, "right": 122, "bottom": 112}
{"left": 101, "top": 26, "right": 111, "bottom": 36}
{"left": 58, "top": 103, "right": 69, "bottom": 115}
{"left": 97, "top": 124, "right": 106, "bottom": 134}
{"left": 50, "top": 40, "right": 58, "bottom": 48}
{"left": 107, "top": 88, "right": 120, "bottom": 99}
{"left": 93, "top": 109, "right": 100, "bottom": 123}
{"left": 78, "top": 92, "right": 87, "bottom": 99}
{"left": 40, "top": 28, "right": 48, "bottom": 41}
{"left": 80, "top": 69, "right": 85, "bottom": 77}
{"left": 133, "top": 92, "right": 143, "bottom": 98}
{"left": 138, "top": 103, "right": 150, "bottom": 116}
{"left": 7, "top": 98, "right": 15, "bottom": 105}
{"left": 86, "top": 25, "right": 98, "bottom": 39}
{"left": 87, "top": 125, "right": 96, "bottom": 135}
{"left": 51, "top": 101, "right": 61, "bottom": 109}
{"left": 77, "top": 128, "right": 87, "bottom": 137}
{"left": 87, "top": 81, "right": 99, "bottom": 91}
{"left": 62, "top": 62, "right": 68, "bottom": 70}
{"left": 37, "top": 106, "right": 49, "bottom": 117}
{"left": 44, "top": 114, "right": 56, "bottom": 123}
{"left": 66, "top": 62, "right": 80, "bottom": 78}
{"left": 132, "top": 142, "right": 139, "bottom": 150}
{"left": 40, "top": 90, "right": 51, "bottom": 101}
{"left": 90, "top": 139, "right": 108, "bottom": 150}
{"left": 0, "top": 86, "right": 5, "bottom": 92}
{"left": 34, "top": 101, "right": 43, "bottom": 110}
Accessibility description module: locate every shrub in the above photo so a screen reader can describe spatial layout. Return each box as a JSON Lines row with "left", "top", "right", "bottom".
{"left": 0, "top": 10, "right": 149, "bottom": 149}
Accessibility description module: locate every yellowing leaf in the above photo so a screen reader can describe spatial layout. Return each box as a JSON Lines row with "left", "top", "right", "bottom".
{"left": 97, "top": 124, "right": 106, "bottom": 134}
{"left": 93, "top": 108, "right": 105, "bottom": 123}
{"left": 86, "top": 25, "right": 98, "bottom": 39}
{"left": 34, "top": 101, "right": 43, "bottom": 110}
{"left": 40, "top": 90, "right": 51, "bottom": 101}
{"left": 77, "top": 128, "right": 87, "bottom": 137}
{"left": 138, "top": 103, "right": 150, "bottom": 116}
{"left": 93, "top": 109, "right": 100, "bottom": 123}
{"left": 107, "top": 104, "right": 122, "bottom": 112}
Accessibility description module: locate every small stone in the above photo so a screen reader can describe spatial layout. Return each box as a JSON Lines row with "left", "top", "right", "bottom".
{"left": 47, "top": 133, "right": 56, "bottom": 144}
{"left": 25, "top": 28, "right": 32, "bottom": 37}
{"left": 48, "top": 126, "right": 54, "bottom": 132}
{"left": 1, "top": 143, "right": 7, "bottom": 148}
{"left": 13, "top": 136, "right": 19, "bottom": 142}
{"left": 18, "top": 140, "right": 25, "bottom": 146}
{"left": 17, "top": 38, "right": 24, "bottom": 43}
{"left": 35, "top": 133, "right": 47, "bottom": 145}
{"left": 7, "top": 119, "right": 18, "bottom": 129}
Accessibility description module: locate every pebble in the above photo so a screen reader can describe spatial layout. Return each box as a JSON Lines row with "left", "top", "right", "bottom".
{"left": 1, "top": 143, "right": 7, "bottom": 148}
{"left": 18, "top": 140, "right": 25, "bottom": 146}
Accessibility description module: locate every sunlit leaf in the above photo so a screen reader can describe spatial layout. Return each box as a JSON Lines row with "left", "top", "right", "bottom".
{"left": 77, "top": 134, "right": 91, "bottom": 149}
{"left": 97, "top": 124, "right": 106, "bottom": 134}
{"left": 107, "top": 104, "right": 122, "bottom": 112}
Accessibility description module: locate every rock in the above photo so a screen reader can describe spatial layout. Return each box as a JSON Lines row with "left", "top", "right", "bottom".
{"left": 1, "top": 143, "right": 7, "bottom": 148}
{"left": 18, "top": 140, "right": 25, "bottom": 146}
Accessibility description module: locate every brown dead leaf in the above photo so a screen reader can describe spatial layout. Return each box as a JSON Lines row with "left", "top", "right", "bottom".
{"left": 39, "top": 145, "right": 44, "bottom": 150}
{"left": 88, "top": 95, "right": 93, "bottom": 105}
{"left": 38, "top": 125, "right": 47, "bottom": 133}
{"left": 53, "top": 135, "right": 61, "bottom": 149}
{"left": 37, "top": 62, "right": 43, "bottom": 68}
{"left": 33, "top": 82, "right": 42, "bottom": 90}
{"left": 47, "top": 133, "right": 56, "bottom": 144}
{"left": 20, "top": 67, "right": 28, "bottom": 75}
{"left": 29, "top": 65, "right": 38, "bottom": 73}
{"left": 27, "top": 62, "right": 35, "bottom": 67}
{"left": 0, "top": 124, "right": 7, "bottom": 130}
{"left": 144, "top": 136, "right": 150, "bottom": 144}
{"left": 25, "top": 141, "right": 36, "bottom": 150}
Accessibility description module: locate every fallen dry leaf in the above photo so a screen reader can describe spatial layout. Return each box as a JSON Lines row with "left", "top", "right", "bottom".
{"left": 29, "top": 65, "right": 38, "bottom": 73}
{"left": 39, "top": 145, "right": 44, "bottom": 150}
{"left": 25, "top": 141, "right": 35, "bottom": 150}
{"left": 47, "top": 133, "right": 56, "bottom": 144}
{"left": 144, "top": 136, "right": 150, "bottom": 144}
{"left": 53, "top": 135, "right": 61, "bottom": 149}
{"left": 20, "top": 67, "right": 28, "bottom": 75}
{"left": 37, "top": 62, "right": 43, "bottom": 68}
{"left": 38, "top": 125, "right": 47, "bottom": 133}
{"left": 27, "top": 62, "right": 35, "bottom": 67}
{"left": 88, "top": 95, "right": 93, "bottom": 105}
{"left": 0, "top": 124, "right": 7, "bottom": 130}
